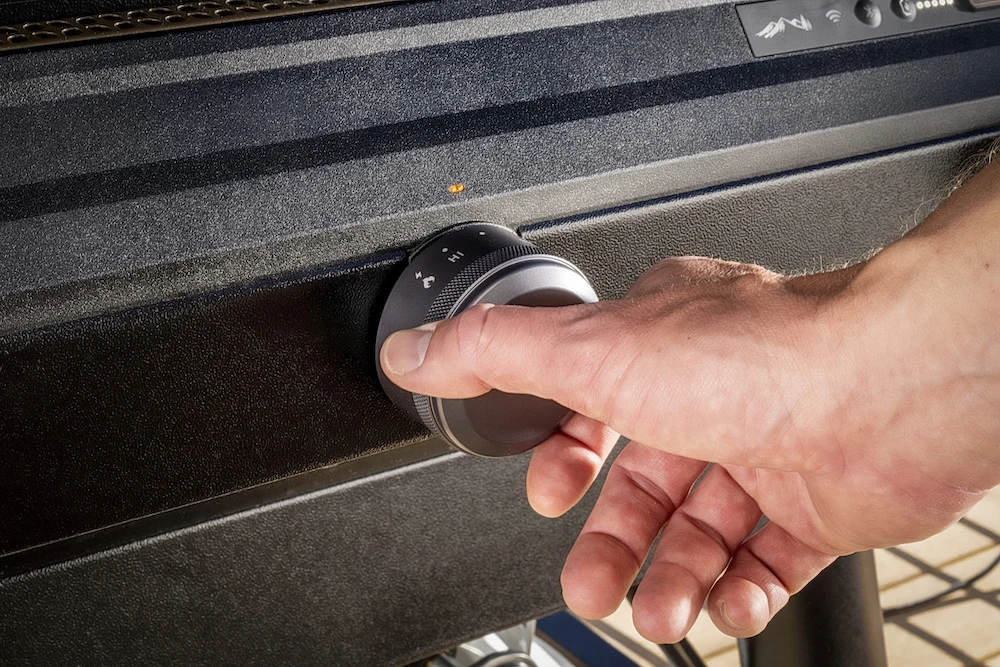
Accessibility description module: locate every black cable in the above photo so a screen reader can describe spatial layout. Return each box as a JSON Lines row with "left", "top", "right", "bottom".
{"left": 656, "top": 639, "right": 709, "bottom": 667}
{"left": 468, "top": 652, "right": 536, "bottom": 667}
{"left": 882, "top": 548, "right": 1000, "bottom": 619}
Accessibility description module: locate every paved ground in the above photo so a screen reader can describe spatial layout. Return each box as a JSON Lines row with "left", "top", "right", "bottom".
{"left": 587, "top": 486, "right": 1000, "bottom": 666}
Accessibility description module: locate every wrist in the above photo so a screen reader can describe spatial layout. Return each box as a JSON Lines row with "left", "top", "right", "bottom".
{"left": 825, "top": 231, "right": 1000, "bottom": 491}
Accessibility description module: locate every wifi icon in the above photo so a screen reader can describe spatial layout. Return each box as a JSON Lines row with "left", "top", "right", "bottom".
{"left": 826, "top": 8, "right": 843, "bottom": 22}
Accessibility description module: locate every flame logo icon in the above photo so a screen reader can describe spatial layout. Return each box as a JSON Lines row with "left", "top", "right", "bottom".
{"left": 755, "top": 14, "right": 814, "bottom": 38}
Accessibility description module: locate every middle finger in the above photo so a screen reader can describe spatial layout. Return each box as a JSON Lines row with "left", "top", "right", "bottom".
{"left": 560, "top": 441, "right": 708, "bottom": 619}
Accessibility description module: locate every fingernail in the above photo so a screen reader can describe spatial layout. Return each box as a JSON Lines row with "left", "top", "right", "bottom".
{"left": 382, "top": 324, "right": 435, "bottom": 374}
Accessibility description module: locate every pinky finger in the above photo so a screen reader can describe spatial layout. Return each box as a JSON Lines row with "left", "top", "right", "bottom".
{"left": 707, "top": 522, "right": 839, "bottom": 638}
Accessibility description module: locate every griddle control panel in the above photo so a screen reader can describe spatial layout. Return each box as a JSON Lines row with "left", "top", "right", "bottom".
{"left": 737, "top": 0, "right": 998, "bottom": 57}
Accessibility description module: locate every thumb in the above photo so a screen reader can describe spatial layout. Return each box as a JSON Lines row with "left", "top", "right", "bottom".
{"left": 380, "top": 296, "right": 821, "bottom": 470}
{"left": 379, "top": 301, "right": 621, "bottom": 415}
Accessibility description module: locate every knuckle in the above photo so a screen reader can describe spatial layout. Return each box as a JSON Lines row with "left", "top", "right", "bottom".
{"left": 590, "top": 327, "right": 649, "bottom": 426}
{"left": 652, "top": 256, "right": 713, "bottom": 273}
{"left": 617, "top": 465, "right": 679, "bottom": 517}
{"left": 728, "top": 269, "right": 777, "bottom": 293}
{"left": 680, "top": 511, "right": 732, "bottom": 557}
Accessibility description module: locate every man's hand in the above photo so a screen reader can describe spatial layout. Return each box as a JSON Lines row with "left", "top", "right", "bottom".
{"left": 379, "top": 160, "right": 1000, "bottom": 642}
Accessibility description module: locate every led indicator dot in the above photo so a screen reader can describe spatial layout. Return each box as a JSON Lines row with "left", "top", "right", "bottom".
{"left": 916, "top": 0, "right": 923, "bottom": 7}
{"left": 448, "top": 183, "right": 465, "bottom": 194}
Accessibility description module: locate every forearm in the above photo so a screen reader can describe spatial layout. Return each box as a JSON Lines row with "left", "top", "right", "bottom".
{"left": 867, "top": 152, "right": 1000, "bottom": 305}
{"left": 843, "top": 154, "right": 1000, "bottom": 490}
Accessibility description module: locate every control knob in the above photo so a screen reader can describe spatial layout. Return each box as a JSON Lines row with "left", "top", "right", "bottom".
{"left": 375, "top": 223, "right": 598, "bottom": 457}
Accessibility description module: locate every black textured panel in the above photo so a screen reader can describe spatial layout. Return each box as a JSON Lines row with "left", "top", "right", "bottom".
{"left": 4, "top": 23, "right": 997, "bottom": 205}
{"left": 1, "top": 1, "right": 999, "bottom": 661}
{"left": 523, "top": 138, "right": 1000, "bottom": 298}
{"left": 2, "top": 0, "right": 999, "bottom": 314}
{"left": 0, "top": 254, "right": 425, "bottom": 555}
{"left": 0, "top": 134, "right": 994, "bottom": 562}
{"left": 0, "top": 448, "right": 618, "bottom": 666}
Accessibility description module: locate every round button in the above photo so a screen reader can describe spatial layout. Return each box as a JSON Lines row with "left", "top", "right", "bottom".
{"left": 375, "top": 222, "right": 598, "bottom": 457}
{"left": 855, "top": 0, "right": 883, "bottom": 26}
{"left": 892, "top": 0, "right": 917, "bottom": 20}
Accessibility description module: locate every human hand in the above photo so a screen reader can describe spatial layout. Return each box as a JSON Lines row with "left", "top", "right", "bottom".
{"left": 378, "top": 165, "right": 1000, "bottom": 642}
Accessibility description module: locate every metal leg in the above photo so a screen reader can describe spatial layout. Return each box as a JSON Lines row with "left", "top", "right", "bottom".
{"left": 739, "top": 551, "right": 888, "bottom": 667}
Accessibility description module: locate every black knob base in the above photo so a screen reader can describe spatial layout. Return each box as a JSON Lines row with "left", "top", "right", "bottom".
{"left": 375, "top": 222, "right": 598, "bottom": 457}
